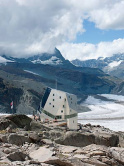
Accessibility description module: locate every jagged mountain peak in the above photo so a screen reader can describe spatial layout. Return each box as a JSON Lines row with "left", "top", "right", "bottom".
{"left": 27, "top": 48, "right": 65, "bottom": 65}
{"left": 0, "top": 48, "right": 67, "bottom": 66}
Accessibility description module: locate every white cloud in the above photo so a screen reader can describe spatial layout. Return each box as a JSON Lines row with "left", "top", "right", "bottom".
{"left": 0, "top": 0, "right": 124, "bottom": 58}
{"left": 57, "top": 38, "right": 124, "bottom": 60}
{"left": 89, "top": 0, "right": 124, "bottom": 30}
{"left": 0, "top": 0, "right": 85, "bottom": 57}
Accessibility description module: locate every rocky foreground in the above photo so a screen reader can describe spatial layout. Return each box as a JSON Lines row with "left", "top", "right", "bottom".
{"left": 0, "top": 115, "right": 124, "bottom": 166}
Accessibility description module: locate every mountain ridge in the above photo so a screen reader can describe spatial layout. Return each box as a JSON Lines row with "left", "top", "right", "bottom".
{"left": 72, "top": 53, "right": 124, "bottom": 79}
{"left": 0, "top": 48, "right": 123, "bottom": 96}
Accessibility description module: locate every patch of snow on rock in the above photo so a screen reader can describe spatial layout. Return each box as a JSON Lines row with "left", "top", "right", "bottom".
{"left": 108, "top": 60, "right": 123, "bottom": 68}
{"left": 24, "top": 70, "right": 39, "bottom": 76}
{"left": 31, "top": 56, "right": 62, "bottom": 65}
{"left": 0, "top": 57, "right": 14, "bottom": 64}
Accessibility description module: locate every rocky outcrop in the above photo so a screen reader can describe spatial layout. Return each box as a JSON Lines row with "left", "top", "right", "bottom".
{"left": 55, "top": 131, "right": 119, "bottom": 147}
{"left": 0, "top": 114, "right": 123, "bottom": 166}
{"left": 6, "top": 114, "right": 32, "bottom": 129}
{"left": 0, "top": 72, "right": 46, "bottom": 114}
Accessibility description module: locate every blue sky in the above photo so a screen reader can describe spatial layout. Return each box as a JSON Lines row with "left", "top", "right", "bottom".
{"left": 75, "top": 20, "right": 124, "bottom": 44}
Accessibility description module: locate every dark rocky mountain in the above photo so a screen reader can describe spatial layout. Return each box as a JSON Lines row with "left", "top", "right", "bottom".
{"left": 0, "top": 70, "right": 46, "bottom": 114}
{"left": 72, "top": 54, "right": 124, "bottom": 79}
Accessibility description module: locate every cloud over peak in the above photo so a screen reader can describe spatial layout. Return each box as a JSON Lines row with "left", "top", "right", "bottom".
{"left": 58, "top": 38, "right": 124, "bottom": 61}
{"left": 0, "top": 0, "right": 124, "bottom": 58}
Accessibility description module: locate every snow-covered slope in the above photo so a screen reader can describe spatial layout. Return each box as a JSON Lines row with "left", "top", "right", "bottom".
{"left": 78, "top": 94, "right": 124, "bottom": 131}
{"left": 31, "top": 56, "right": 62, "bottom": 65}
{"left": 0, "top": 56, "right": 14, "bottom": 64}
{"left": 108, "top": 60, "right": 123, "bottom": 69}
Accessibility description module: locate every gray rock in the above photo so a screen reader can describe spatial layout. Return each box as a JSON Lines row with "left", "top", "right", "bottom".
{"left": 0, "top": 118, "right": 17, "bottom": 130}
{"left": 55, "top": 131, "right": 119, "bottom": 147}
{"left": 44, "top": 156, "right": 74, "bottom": 166}
{"left": 43, "top": 131, "right": 50, "bottom": 138}
{"left": 30, "top": 121, "right": 45, "bottom": 131}
{"left": 0, "top": 134, "right": 8, "bottom": 143}
{"left": 28, "top": 132, "right": 41, "bottom": 143}
{"left": 42, "top": 139, "right": 53, "bottom": 145}
{"left": 7, "top": 151, "right": 30, "bottom": 161}
{"left": 6, "top": 114, "right": 32, "bottom": 129}
{"left": 109, "top": 147, "right": 124, "bottom": 165}
{"left": 55, "top": 131, "right": 95, "bottom": 147}
{"left": 94, "top": 132, "right": 119, "bottom": 147}
{"left": 49, "top": 130, "right": 63, "bottom": 140}
{"left": 3, "top": 148, "right": 12, "bottom": 154}
{"left": 8, "top": 133, "right": 31, "bottom": 146}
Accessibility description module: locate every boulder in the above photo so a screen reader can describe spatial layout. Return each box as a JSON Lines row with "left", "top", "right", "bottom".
{"left": 6, "top": 114, "right": 32, "bottom": 129}
{"left": 55, "top": 131, "right": 119, "bottom": 147}
{"left": 0, "top": 134, "right": 8, "bottom": 143}
{"left": 109, "top": 147, "right": 124, "bottom": 165}
{"left": 8, "top": 133, "right": 31, "bottom": 146}
{"left": 94, "top": 132, "right": 119, "bottom": 147}
{"left": 28, "top": 132, "right": 41, "bottom": 143}
{"left": 7, "top": 151, "right": 30, "bottom": 161}
{"left": 49, "top": 130, "right": 63, "bottom": 140}
{"left": 0, "top": 118, "right": 17, "bottom": 130}
{"left": 55, "top": 131, "right": 95, "bottom": 147}
{"left": 30, "top": 120, "right": 48, "bottom": 131}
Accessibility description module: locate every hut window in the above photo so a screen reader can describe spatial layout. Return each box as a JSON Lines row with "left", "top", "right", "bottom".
{"left": 53, "top": 94, "right": 55, "bottom": 96}
{"left": 53, "top": 105, "right": 54, "bottom": 107}
{"left": 63, "top": 105, "right": 65, "bottom": 108}
{"left": 61, "top": 110, "right": 63, "bottom": 113}
{"left": 53, "top": 99, "right": 55, "bottom": 101}
{"left": 59, "top": 96, "right": 61, "bottom": 99}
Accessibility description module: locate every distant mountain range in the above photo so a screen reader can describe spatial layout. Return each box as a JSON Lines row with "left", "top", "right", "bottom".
{"left": 0, "top": 49, "right": 123, "bottom": 98}
{"left": 72, "top": 54, "right": 124, "bottom": 79}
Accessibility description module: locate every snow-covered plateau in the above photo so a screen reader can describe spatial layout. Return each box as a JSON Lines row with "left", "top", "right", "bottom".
{"left": 78, "top": 94, "right": 124, "bottom": 131}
